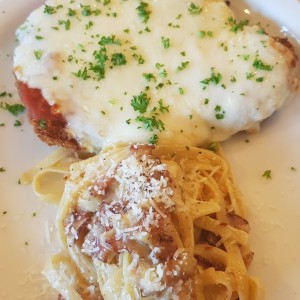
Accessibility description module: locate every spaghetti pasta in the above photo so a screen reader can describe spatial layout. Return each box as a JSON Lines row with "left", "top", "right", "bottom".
{"left": 29, "top": 143, "right": 261, "bottom": 299}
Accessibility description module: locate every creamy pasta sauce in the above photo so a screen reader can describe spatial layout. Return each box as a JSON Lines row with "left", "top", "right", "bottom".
{"left": 14, "top": 0, "right": 298, "bottom": 151}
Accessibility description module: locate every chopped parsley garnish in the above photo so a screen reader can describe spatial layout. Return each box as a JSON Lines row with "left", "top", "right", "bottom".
{"left": 176, "top": 61, "right": 189, "bottom": 71}
{"left": 143, "top": 73, "right": 156, "bottom": 82}
{"left": 131, "top": 92, "right": 150, "bottom": 114}
{"left": 198, "top": 30, "right": 213, "bottom": 38}
{"left": 44, "top": 4, "right": 62, "bottom": 15}
{"left": 34, "top": 50, "right": 43, "bottom": 60}
{"left": 67, "top": 8, "right": 76, "bottom": 16}
{"left": 136, "top": 1, "right": 151, "bottom": 24}
{"left": 0, "top": 167, "right": 5, "bottom": 172}
{"left": 99, "top": 35, "right": 121, "bottom": 46}
{"left": 0, "top": 102, "right": 25, "bottom": 116}
{"left": 214, "top": 105, "right": 225, "bottom": 120}
{"left": 90, "top": 47, "right": 108, "bottom": 80}
{"left": 256, "top": 77, "right": 264, "bottom": 82}
{"left": 257, "top": 28, "right": 265, "bottom": 35}
{"left": 204, "top": 98, "right": 209, "bottom": 105}
{"left": 253, "top": 58, "right": 273, "bottom": 71}
{"left": 227, "top": 17, "right": 249, "bottom": 33}
{"left": 155, "top": 63, "right": 164, "bottom": 69}
{"left": 158, "top": 99, "right": 169, "bottom": 114}
{"left": 111, "top": 53, "right": 127, "bottom": 66}
{"left": 161, "top": 37, "right": 170, "bottom": 49}
{"left": 246, "top": 72, "right": 255, "bottom": 79}
{"left": 231, "top": 76, "right": 237, "bottom": 82}
{"left": 38, "top": 119, "right": 46, "bottom": 129}
{"left": 14, "top": 120, "right": 21, "bottom": 127}
{"left": 0, "top": 91, "right": 10, "bottom": 98}
{"left": 35, "top": 35, "right": 44, "bottom": 40}
{"left": 178, "top": 87, "right": 184, "bottom": 95}
{"left": 85, "top": 21, "right": 94, "bottom": 30}
{"left": 188, "top": 2, "right": 202, "bottom": 15}
{"left": 200, "top": 69, "right": 222, "bottom": 86}
{"left": 58, "top": 19, "right": 71, "bottom": 30}
{"left": 159, "top": 69, "right": 168, "bottom": 78}
{"left": 262, "top": 169, "right": 272, "bottom": 179}
{"left": 132, "top": 53, "right": 145, "bottom": 64}
{"left": 149, "top": 134, "right": 158, "bottom": 144}
{"left": 290, "top": 167, "right": 297, "bottom": 171}
{"left": 73, "top": 66, "right": 89, "bottom": 80}
{"left": 80, "top": 4, "right": 100, "bottom": 16}
{"left": 136, "top": 115, "right": 165, "bottom": 132}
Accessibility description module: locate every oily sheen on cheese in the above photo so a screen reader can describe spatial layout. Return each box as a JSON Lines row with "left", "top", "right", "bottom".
{"left": 14, "top": 0, "right": 298, "bottom": 152}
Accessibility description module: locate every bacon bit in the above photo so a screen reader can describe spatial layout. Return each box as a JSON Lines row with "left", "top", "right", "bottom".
{"left": 227, "top": 212, "right": 250, "bottom": 233}
{"left": 129, "top": 144, "right": 154, "bottom": 154}
{"left": 89, "top": 176, "right": 113, "bottom": 197}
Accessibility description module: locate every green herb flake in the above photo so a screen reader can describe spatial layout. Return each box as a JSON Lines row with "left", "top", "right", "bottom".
{"left": 131, "top": 92, "right": 150, "bottom": 114}
{"left": 230, "top": 76, "right": 237, "bottom": 83}
{"left": 256, "top": 76, "right": 264, "bottom": 82}
{"left": 0, "top": 102, "right": 25, "bottom": 116}
{"left": 136, "top": 115, "right": 165, "bottom": 132}
{"left": 262, "top": 169, "right": 272, "bottom": 179}
{"left": 44, "top": 4, "right": 62, "bottom": 15}
{"left": 161, "top": 37, "right": 170, "bottom": 49}
{"left": 159, "top": 69, "right": 168, "bottom": 78}
{"left": 80, "top": 4, "right": 100, "bottom": 16}
{"left": 73, "top": 66, "right": 89, "bottom": 80}
{"left": 85, "top": 21, "right": 94, "bottom": 30}
{"left": 149, "top": 134, "right": 158, "bottom": 144}
{"left": 38, "top": 119, "right": 46, "bottom": 129}
{"left": 178, "top": 87, "right": 184, "bottom": 95}
{"left": 136, "top": 1, "right": 151, "bottom": 24}
{"left": 214, "top": 105, "right": 225, "bottom": 120}
{"left": 158, "top": 99, "right": 169, "bottom": 114}
{"left": 58, "top": 19, "right": 71, "bottom": 30}
{"left": 34, "top": 50, "right": 43, "bottom": 60}
{"left": 132, "top": 53, "right": 145, "bottom": 65}
{"left": 176, "top": 61, "right": 189, "bottom": 72}
{"left": 200, "top": 70, "right": 222, "bottom": 86}
{"left": 0, "top": 167, "right": 5, "bottom": 172}
{"left": 14, "top": 120, "right": 21, "bottom": 127}
{"left": 35, "top": 35, "right": 44, "bottom": 40}
{"left": 155, "top": 63, "right": 164, "bottom": 70}
{"left": 246, "top": 72, "right": 255, "bottom": 80}
{"left": 227, "top": 17, "right": 249, "bottom": 33}
{"left": 257, "top": 28, "right": 265, "bottom": 35}
{"left": 99, "top": 35, "right": 121, "bottom": 46}
{"left": 143, "top": 73, "right": 156, "bottom": 82}
{"left": 188, "top": 2, "right": 202, "bottom": 15}
{"left": 253, "top": 58, "right": 273, "bottom": 71}
{"left": 89, "top": 47, "right": 109, "bottom": 80}
{"left": 290, "top": 167, "right": 297, "bottom": 171}
{"left": 111, "top": 53, "right": 127, "bottom": 66}
{"left": 67, "top": 8, "right": 76, "bottom": 16}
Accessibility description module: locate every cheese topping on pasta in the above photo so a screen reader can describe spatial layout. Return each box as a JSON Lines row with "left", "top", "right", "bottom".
{"left": 14, "top": 0, "right": 298, "bottom": 151}
{"left": 39, "top": 144, "right": 262, "bottom": 299}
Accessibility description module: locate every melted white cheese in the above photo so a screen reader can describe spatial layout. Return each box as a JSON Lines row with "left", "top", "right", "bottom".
{"left": 14, "top": 0, "right": 298, "bottom": 151}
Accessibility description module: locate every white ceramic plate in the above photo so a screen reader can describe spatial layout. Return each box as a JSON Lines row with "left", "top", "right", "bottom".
{"left": 0, "top": 1, "right": 299, "bottom": 299}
